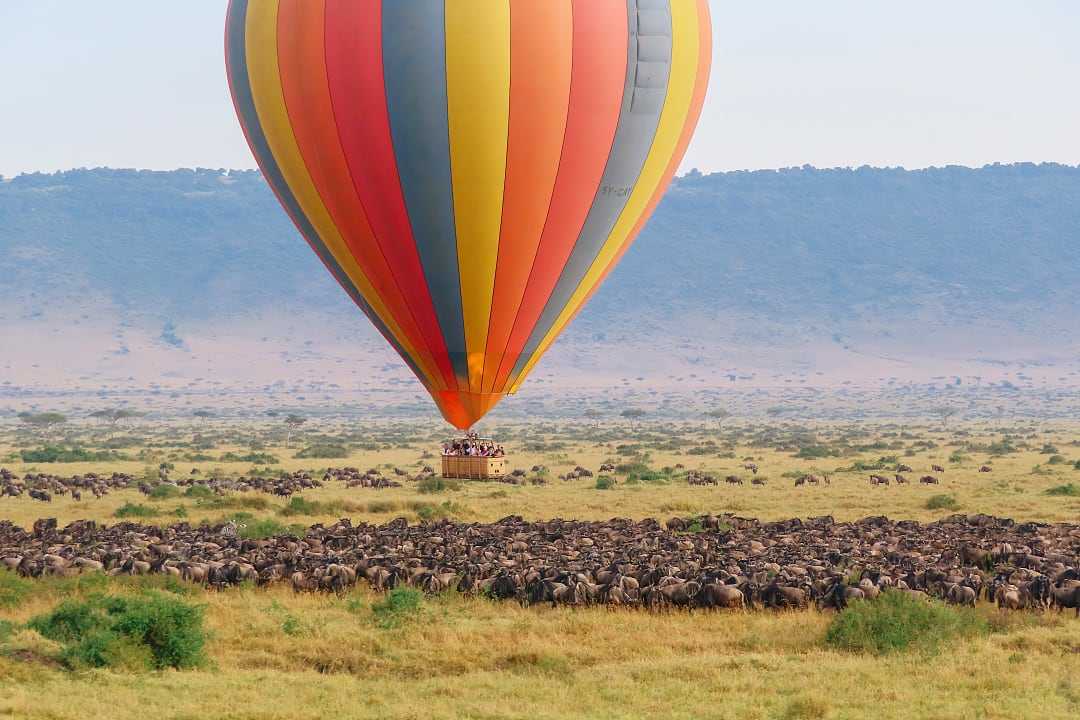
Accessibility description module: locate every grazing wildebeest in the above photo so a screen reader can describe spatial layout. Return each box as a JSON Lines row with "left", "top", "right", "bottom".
{"left": 932, "top": 464, "right": 945, "bottom": 473}
{"left": 869, "top": 474, "right": 890, "bottom": 486}
{"left": 920, "top": 475, "right": 940, "bottom": 484}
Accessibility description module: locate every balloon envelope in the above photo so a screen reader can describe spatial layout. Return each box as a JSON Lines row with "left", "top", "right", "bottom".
{"left": 225, "top": 0, "right": 712, "bottom": 429}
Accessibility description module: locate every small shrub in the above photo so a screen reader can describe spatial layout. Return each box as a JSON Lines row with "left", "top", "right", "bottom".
{"left": 19, "top": 446, "right": 127, "bottom": 463}
{"left": 1047, "top": 455, "right": 1067, "bottom": 465}
{"left": 219, "top": 451, "right": 279, "bottom": 465}
{"left": 366, "top": 500, "right": 402, "bottom": 514}
{"left": 295, "top": 444, "right": 349, "bottom": 459}
{"left": 114, "top": 503, "right": 160, "bottom": 519}
{"left": 0, "top": 570, "right": 33, "bottom": 609}
{"left": 594, "top": 476, "right": 616, "bottom": 490}
{"left": 237, "top": 517, "right": 304, "bottom": 539}
{"left": 825, "top": 592, "right": 987, "bottom": 655}
{"left": 1046, "top": 483, "right": 1080, "bottom": 497}
{"left": 147, "top": 484, "right": 180, "bottom": 500}
{"left": 924, "top": 494, "right": 960, "bottom": 511}
{"left": 278, "top": 497, "right": 361, "bottom": 517}
{"left": 183, "top": 485, "right": 215, "bottom": 499}
{"left": 371, "top": 588, "right": 423, "bottom": 629}
{"left": 418, "top": 476, "right": 461, "bottom": 494}
{"left": 27, "top": 594, "right": 207, "bottom": 670}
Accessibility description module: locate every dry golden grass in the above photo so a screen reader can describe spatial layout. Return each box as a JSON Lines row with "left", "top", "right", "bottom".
{"left": 2, "top": 421, "right": 1079, "bottom": 528}
{"left": 1, "top": 420, "right": 1079, "bottom": 718}
{"left": 1, "top": 579, "right": 1078, "bottom": 720}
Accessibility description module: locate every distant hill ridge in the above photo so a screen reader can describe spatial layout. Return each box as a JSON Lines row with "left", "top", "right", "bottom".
{"left": 3, "top": 163, "right": 1079, "bottom": 384}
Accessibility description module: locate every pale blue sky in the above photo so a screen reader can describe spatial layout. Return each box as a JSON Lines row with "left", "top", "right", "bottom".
{"left": 2, "top": 1, "right": 1078, "bottom": 177}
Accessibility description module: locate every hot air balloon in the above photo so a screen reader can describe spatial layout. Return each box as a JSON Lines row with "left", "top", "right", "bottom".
{"left": 225, "top": 0, "right": 712, "bottom": 430}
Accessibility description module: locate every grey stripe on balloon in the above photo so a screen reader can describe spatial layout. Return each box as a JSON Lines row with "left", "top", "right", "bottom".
{"left": 225, "top": 0, "right": 430, "bottom": 388}
{"left": 508, "top": 0, "right": 673, "bottom": 381}
{"left": 381, "top": 0, "right": 470, "bottom": 388}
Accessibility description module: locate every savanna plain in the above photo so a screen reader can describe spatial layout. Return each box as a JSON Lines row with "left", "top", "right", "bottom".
{"left": 1, "top": 416, "right": 1078, "bottom": 720}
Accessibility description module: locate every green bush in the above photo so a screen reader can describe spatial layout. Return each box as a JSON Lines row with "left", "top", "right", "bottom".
{"left": 278, "top": 496, "right": 361, "bottom": 517}
{"left": 924, "top": 494, "right": 960, "bottom": 511}
{"left": 193, "top": 494, "right": 271, "bottom": 511}
{"left": 147, "top": 484, "right": 180, "bottom": 500}
{"left": 294, "top": 444, "right": 349, "bottom": 459}
{"left": 825, "top": 592, "right": 987, "bottom": 655}
{"left": 366, "top": 500, "right": 402, "bottom": 514}
{"left": 1046, "top": 483, "right": 1080, "bottom": 497}
{"left": 183, "top": 485, "right": 214, "bottom": 499}
{"left": 19, "top": 446, "right": 128, "bottom": 463}
{"left": 218, "top": 452, "right": 279, "bottom": 465}
{"left": 1048, "top": 455, "right": 1068, "bottom": 465}
{"left": 594, "top": 476, "right": 616, "bottom": 490}
{"left": 0, "top": 569, "right": 33, "bottom": 609}
{"left": 233, "top": 516, "right": 305, "bottom": 539}
{"left": 27, "top": 594, "right": 207, "bottom": 670}
{"left": 417, "top": 476, "right": 461, "bottom": 494}
{"left": 113, "top": 503, "right": 160, "bottom": 519}
{"left": 371, "top": 588, "right": 423, "bottom": 629}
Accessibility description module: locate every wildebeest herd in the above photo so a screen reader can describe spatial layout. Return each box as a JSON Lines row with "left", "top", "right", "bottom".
{"left": 2, "top": 512, "right": 1077, "bottom": 616}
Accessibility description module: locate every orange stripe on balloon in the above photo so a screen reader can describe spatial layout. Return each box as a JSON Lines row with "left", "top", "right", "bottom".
{"left": 480, "top": 0, "right": 573, "bottom": 395}
{"left": 489, "top": 0, "right": 628, "bottom": 394}
{"left": 509, "top": 0, "right": 713, "bottom": 394}
{"left": 276, "top": 0, "right": 447, "bottom": 391}
{"left": 324, "top": 0, "right": 460, "bottom": 393}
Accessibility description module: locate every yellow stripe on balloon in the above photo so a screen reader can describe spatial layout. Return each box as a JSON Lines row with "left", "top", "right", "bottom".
{"left": 508, "top": 0, "right": 701, "bottom": 393}
{"left": 445, "top": 0, "right": 512, "bottom": 393}
{"left": 244, "top": 0, "right": 443, "bottom": 391}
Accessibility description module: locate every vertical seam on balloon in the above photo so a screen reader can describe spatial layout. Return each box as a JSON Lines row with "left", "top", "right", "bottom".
{"left": 319, "top": 0, "right": 448, "bottom": 392}
{"left": 271, "top": 0, "right": 438, "bottom": 391}
{"left": 443, "top": 0, "right": 467, "bottom": 392}
{"left": 499, "top": 0, "right": 640, "bottom": 391}
{"left": 508, "top": 0, "right": 697, "bottom": 393}
{"left": 382, "top": 2, "right": 466, "bottom": 392}
{"left": 487, "top": 0, "right": 587, "bottom": 395}
{"left": 225, "top": 0, "right": 432, "bottom": 390}
{"left": 478, "top": 0, "right": 515, "bottom": 396}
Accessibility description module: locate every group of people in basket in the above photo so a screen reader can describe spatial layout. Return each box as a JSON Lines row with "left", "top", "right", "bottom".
{"left": 441, "top": 432, "right": 505, "bottom": 458}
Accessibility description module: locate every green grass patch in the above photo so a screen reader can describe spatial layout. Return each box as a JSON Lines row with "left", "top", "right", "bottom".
{"left": 417, "top": 476, "right": 461, "bottom": 494}
{"left": 371, "top": 588, "right": 423, "bottom": 630}
{"left": 113, "top": 502, "right": 160, "bottom": 519}
{"left": 825, "top": 592, "right": 987, "bottom": 655}
{"left": 0, "top": 570, "right": 33, "bottom": 609}
{"left": 218, "top": 452, "right": 279, "bottom": 465}
{"left": 294, "top": 444, "right": 349, "bottom": 459}
{"left": 19, "top": 445, "right": 128, "bottom": 463}
{"left": 924, "top": 494, "right": 960, "bottom": 511}
{"left": 27, "top": 593, "right": 207, "bottom": 670}
{"left": 1045, "top": 483, "right": 1080, "bottom": 497}
{"left": 147, "top": 484, "right": 180, "bottom": 500}
{"left": 278, "top": 496, "right": 362, "bottom": 517}
{"left": 594, "top": 475, "right": 616, "bottom": 490}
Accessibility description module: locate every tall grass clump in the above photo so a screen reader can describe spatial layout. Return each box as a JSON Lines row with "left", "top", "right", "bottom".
{"left": 924, "top": 494, "right": 960, "bottom": 511}
{"left": 113, "top": 502, "right": 160, "bottom": 519}
{"left": 371, "top": 588, "right": 423, "bottom": 629}
{"left": 1045, "top": 483, "right": 1080, "bottom": 497}
{"left": 27, "top": 594, "right": 207, "bottom": 670}
{"left": 825, "top": 592, "right": 987, "bottom": 655}
{"left": 417, "top": 476, "right": 461, "bottom": 494}
{"left": 0, "top": 569, "right": 33, "bottom": 608}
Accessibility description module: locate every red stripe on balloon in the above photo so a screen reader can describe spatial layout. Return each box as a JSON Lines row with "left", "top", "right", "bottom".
{"left": 546, "top": 0, "right": 713, "bottom": 335}
{"left": 276, "top": 0, "right": 447, "bottom": 390}
{"left": 481, "top": 0, "right": 574, "bottom": 394}
{"left": 490, "top": 0, "right": 628, "bottom": 394}
{"left": 324, "top": 0, "right": 459, "bottom": 390}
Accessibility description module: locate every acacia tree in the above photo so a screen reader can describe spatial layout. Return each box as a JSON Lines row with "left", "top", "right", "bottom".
{"left": 18, "top": 412, "right": 67, "bottom": 437}
{"left": 705, "top": 408, "right": 731, "bottom": 430}
{"left": 932, "top": 405, "right": 959, "bottom": 429}
{"left": 620, "top": 408, "right": 646, "bottom": 431}
{"left": 284, "top": 414, "right": 307, "bottom": 448}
